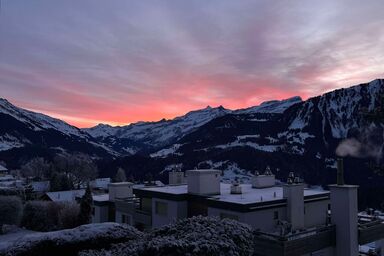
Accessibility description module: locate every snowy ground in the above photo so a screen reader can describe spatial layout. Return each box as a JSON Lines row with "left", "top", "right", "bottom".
{"left": 0, "top": 226, "right": 39, "bottom": 252}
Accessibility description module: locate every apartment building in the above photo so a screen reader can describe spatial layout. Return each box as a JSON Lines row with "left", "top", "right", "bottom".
{"left": 91, "top": 163, "right": 384, "bottom": 256}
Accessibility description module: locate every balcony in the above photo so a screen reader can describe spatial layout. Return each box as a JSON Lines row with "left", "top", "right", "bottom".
{"left": 253, "top": 225, "right": 336, "bottom": 256}
{"left": 358, "top": 215, "right": 384, "bottom": 245}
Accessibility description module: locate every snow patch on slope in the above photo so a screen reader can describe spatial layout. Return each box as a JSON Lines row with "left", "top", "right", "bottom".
{"left": 0, "top": 134, "right": 27, "bottom": 151}
{"left": 216, "top": 141, "right": 281, "bottom": 152}
{"left": 236, "top": 96, "right": 302, "bottom": 114}
{"left": 150, "top": 144, "right": 183, "bottom": 158}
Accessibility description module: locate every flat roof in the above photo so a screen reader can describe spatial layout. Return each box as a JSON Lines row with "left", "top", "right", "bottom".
{"left": 186, "top": 169, "right": 221, "bottom": 175}
{"left": 108, "top": 182, "right": 134, "bottom": 187}
{"left": 209, "top": 184, "right": 329, "bottom": 205}
{"left": 134, "top": 183, "right": 330, "bottom": 206}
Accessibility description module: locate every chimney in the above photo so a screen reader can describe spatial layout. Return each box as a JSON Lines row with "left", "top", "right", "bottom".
{"left": 283, "top": 172, "right": 304, "bottom": 230}
{"left": 186, "top": 169, "right": 220, "bottom": 195}
{"left": 230, "top": 179, "right": 242, "bottom": 194}
{"left": 337, "top": 158, "right": 345, "bottom": 185}
{"left": 251, "top": 167, "right": 275, "bottom": 188}
{"left": 329, "top": 160, "right": 359, "bottom": 256}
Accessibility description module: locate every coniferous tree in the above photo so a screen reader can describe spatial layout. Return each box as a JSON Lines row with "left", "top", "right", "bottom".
{"left": 78, "top": 184, "right": 93, "bottom": 225}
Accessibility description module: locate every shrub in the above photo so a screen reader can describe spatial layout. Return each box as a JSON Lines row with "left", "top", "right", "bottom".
{"left": 81, "top": 216, "right": 254, "bottom": 256}
{"left": 21, "top": 201, "right": 61, "bottom": 231}
{"left": 58, "top": 202, "right": 80, "bottom": 229}
{"left": 0, "top": 187, "right": 23, "bottom": 196}
{"left": 0, "top": 196, "right": 23, "bottom": 234}
{"left": 4, "top": 223, "right": 143, "bottom": 256}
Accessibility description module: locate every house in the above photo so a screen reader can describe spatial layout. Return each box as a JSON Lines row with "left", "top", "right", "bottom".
{"left": 130, "top": 169, "right": 330, "bottom": 232}
{"left": 43, "top": 189, "right": 85, "bottom": 202}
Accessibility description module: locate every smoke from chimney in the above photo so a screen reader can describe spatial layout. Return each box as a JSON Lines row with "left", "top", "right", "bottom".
{"left": 335, "top": 124, "right": 384, "bottom": 162}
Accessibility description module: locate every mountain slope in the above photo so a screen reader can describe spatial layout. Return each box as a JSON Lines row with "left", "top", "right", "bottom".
{"left": 153, "top": 79, "right": 384, "bottom": 159}
{"left": 0, "top": 99, "right": 115, "bottom": 166}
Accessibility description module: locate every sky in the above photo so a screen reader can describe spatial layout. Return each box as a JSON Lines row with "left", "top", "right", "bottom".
{"left": 0, "top": 0, "right": 384, "bottom": 128}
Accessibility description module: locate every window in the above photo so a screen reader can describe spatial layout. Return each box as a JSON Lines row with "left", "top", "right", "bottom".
{"left": 220, "top": 213, "right": 239, "bottom": 221}
{"left": 274, "top": 211, "right": 279, "bottom": 220}
{"left": 155, "top": 201, "right": 168, "bottom": 216}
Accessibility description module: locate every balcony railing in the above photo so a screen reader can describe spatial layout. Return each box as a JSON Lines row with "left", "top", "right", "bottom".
{"left": 358, "top": 215, "right": 384, "bottom": 245}
{"left": 253, "top": 225, "right": 336, "bottom": 256}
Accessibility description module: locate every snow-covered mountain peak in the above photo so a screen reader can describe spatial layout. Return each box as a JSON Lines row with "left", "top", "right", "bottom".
{"left": 235, "top": 96, "right": 302, "bottom": 114}
{"left": 84, "top": 105, "right": 231, "bottom": 150}
{"left": 84, "top": 123, "right": 119, "bottom": 138}
{"left": 0, "top": 98, "right": 87, "bottom": 138}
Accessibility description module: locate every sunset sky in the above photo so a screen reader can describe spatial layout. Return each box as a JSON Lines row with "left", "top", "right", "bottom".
{"left": 0, "top": 0, "right": 384, "bottom": 128}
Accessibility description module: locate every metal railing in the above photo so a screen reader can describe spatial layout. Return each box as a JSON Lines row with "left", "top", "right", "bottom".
{"left": 254, "top": 224, "right": 335, "bottom": 241}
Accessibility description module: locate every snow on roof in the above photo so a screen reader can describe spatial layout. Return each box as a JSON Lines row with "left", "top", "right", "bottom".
{"left": 92, "top": 194, "right": 109, "bottom": 202}
{"left": 186, "top": 169, "right": 221, "bottom": 175}
{"left": 136, "top": 183, "right": 329, "bottom": 205}
{"left": 0, "top": 164, "right": 7, "bottom": 171}
{"left": 31, "top": 181, "right": 50, "bottom": 192}
{"left": 140, "top": 184, "right": 188, "bottom": 195}
{"left": 0, "top": 175, "right": 15, "bottom": 181}
{"left": 209, "top": 184, "right": 328, "bottom": 205}
{"left": 45, "top": 189, "right": 85, "bottom": 202}
{"left": 90, "top": 178, "right": 111, "bottom": 189}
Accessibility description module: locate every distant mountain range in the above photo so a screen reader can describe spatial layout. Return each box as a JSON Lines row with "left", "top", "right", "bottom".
{"left": 1, "top": 79, "right": 384, "bottom": 209}
{"left": 84, "top": 96, "right": 302, "bottom": 155}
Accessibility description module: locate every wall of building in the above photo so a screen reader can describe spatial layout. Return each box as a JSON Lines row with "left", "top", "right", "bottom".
{"left": 151, "top": 198, "right": 187, "bottom": 228}
{"left": 109, "top": 183, "right": 133, "bottom": 201}
{"left": 116, "top": 211, "right": 133, "bottom": 225}
{"left": 187, "top": 170, "right": 220, "bottom": 195}
{"left": 304, "top": 200, "right": 329, "bottom": 228}
{"left": 208, "top": 206, "right": 287, "bottom": 232}
{"left": 92, "top": 205, "right": 109, "bottom": 223}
